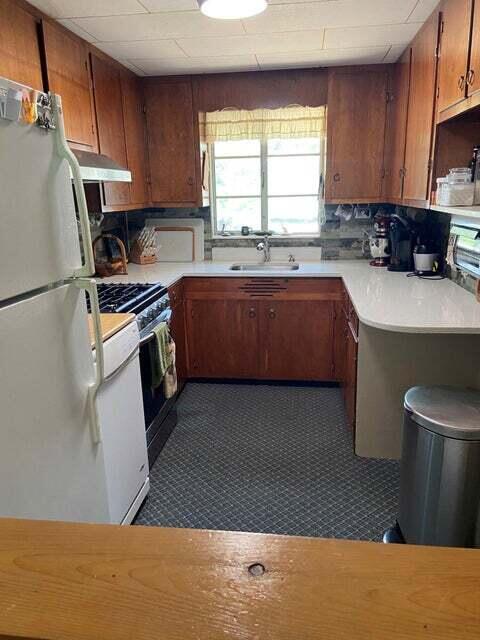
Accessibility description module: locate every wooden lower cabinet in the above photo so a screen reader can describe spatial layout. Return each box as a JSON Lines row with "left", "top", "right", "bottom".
{"left": 183, "top": 277, "right": 341, "bottom": 381}
{"left": 259, "top": 300, "right": 334, "bottom": 380}
{"left": 185, "top": 299, "right": 259, "bottom": 378}
{"left": 340, "top": 290, "right": 359, "bottom": 430}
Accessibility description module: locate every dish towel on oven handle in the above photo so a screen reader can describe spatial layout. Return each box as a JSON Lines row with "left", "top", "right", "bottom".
{"left": 150, "top": 321, "right": 171, "bottom": 389}
{"left": 164, "top": 340, "right": 178, "bottom": 399}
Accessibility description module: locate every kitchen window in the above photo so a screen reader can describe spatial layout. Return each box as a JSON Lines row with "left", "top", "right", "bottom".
{"left": 200, "top": 105, "right": 327, "bottom": 236}
{"left": 210, "top": 137, "right": 324, "bottom": 235}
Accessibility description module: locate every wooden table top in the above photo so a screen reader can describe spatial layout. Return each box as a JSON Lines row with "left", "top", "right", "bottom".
{"left": 0, "top": 518, "right": 479, "bottom": 640}
{"left": 88, "top": 313, "right": 135, "bottom": 347}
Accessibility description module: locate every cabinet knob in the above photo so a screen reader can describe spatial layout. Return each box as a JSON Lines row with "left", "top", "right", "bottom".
{"left": 269, "top": 308, "right": 276, "bottom": 319}
{"left": 467, "top": 69, "right": 475, "bottom": 86}
{"left": 249, "top": 307, "right": 256, "bottom": 319}
{"left": 187, "top": 176, "right": 194, "bottom": 186}
{"left": 458, "top": 75, "right": 465, "bottom": 90}
{"left": 333, "top": 173, "right": 341, "bottom": 182}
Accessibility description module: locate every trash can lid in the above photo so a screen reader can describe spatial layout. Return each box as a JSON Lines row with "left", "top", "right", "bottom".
{"left": 404, "top": 386, "right": 480, "bottom": 440}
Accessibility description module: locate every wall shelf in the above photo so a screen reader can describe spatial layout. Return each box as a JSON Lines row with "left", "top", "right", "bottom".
{"left": 430, "top": 204, "right": 480, "bottom": 225}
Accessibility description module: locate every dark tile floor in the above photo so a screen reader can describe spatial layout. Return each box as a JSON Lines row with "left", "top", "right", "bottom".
{"left": 135, "top": 382, "right": 400, "bottom": 541}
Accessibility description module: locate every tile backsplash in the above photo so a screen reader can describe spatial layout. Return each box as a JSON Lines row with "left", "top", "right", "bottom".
{"left": 102, "top": 204, "right": 389, "bottom": 261}
{"left": 97, "top": 203, "right": 477, "bottom": 298}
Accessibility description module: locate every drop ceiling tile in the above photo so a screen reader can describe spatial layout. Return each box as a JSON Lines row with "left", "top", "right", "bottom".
{"left": 383, "top": 44, "right": 407, "bottom": 62}
{"left": 130, "top": 55, "right": 259, "bottom": 75}
{"left": 72, "top": 11, "right": 245, "bottom": 41}
{"left": 57, "top": 18, "right": 98, "bottom": 42}
{"left": 257, "top": 46, "right": 389, "bottom": 69}
{"left": 324, "top": 22, "right": 421, "bottom": 49}
{"left": 407, "top": 0, "right": 440, "bottom": 22}
{"left": 269, "top": 0, "right": 337, "bottom": 3}
{"left": 27, "top": 0, "right": 146, "bottom": 18}
{"left": 244, "top": 0, "right": 418, "bottom": 34}
{"left": 176, "top": 31, "right": 325, "bottom": 57}
{"left": 140, "top": 0, "right": 199, "bottom": 10}
{"left": 96, "top": 39, "right": 186, "bottom": 59}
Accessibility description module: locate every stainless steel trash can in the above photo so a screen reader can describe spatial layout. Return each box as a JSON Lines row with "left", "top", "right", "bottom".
{"left": 399, "top": 386, "right": 480, "bottom": 547}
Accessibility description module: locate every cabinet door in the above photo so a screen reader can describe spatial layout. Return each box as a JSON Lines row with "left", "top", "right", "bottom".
{"left": 144, "top": 80, "right": 201, "bottom": 206}
{"left": 467, "top": 0, "right": 480, "bottom": 97}
{"left": 384, "top": 50, "right": 411, "bottom": 201}
{"left": 326, "top": 68, "right": 388, "bottom": 201}
{"left": 344, "top": 320, "right": 358, "bottom": 430}
{"left": 91, "top": 54, "right": 130, "bottom": 207}
{"left": 437, "top": 0, "right": 472, "bottom": 113}
{"left": 260, "top": 300, "right": 335, "bottom": 381}
{"left": 403, "top": 11, "right": 440, "bottom": 204}
{"left": 42, "top": 20, "right": 95, "bottom": 148}
{"left": 185, "top": 299, "right": 259, "bottom": 378}
{"left": 121, "top": 72, "right": 149, "bottom": 206}
{"left": 0, "top": 0, "right": 43, "bottom": 90}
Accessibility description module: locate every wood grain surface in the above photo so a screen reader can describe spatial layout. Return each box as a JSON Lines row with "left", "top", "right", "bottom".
{"left": 0, "top": 518, "right": 479, "bottom": 640}
{"left": 88, "top": 313, "right": 134, "bottom": 347}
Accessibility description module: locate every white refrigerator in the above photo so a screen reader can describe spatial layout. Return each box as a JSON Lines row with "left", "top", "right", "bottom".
{"left": 0, "top": 77, "right": 147, "bottom": 523}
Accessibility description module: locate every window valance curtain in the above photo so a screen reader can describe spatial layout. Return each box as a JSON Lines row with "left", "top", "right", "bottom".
{"left": 199, "top": 105, "right": 326, "bottom": 143}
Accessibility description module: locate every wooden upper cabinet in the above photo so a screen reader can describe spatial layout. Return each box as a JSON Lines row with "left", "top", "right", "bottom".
{"left": 42, "top": 20, "right": 95, "bottom": 148}
{"left": 0, "top": 0, "right": 43, "bottom": 90}
{"left": 384, "top": 50, "right": 411, "bottom": 201}
{"left": 403, "top": 10, "right": 440, "bottom": 204}
{"left": 467, "top": 0, "right": 480, "bottom": 98}
{"left": 437, "top": 0, "right": 472, "bottom": 113}
{"left": 326, "top": 67, "right": 388, "bottom": 202}
{"left": 121, "top": 72, "right": 149, "bottom": 206}
{"left": 144, "top": 79, "right": 201, "bottom": 207}
{"left": 91, "top": 54, "right": 130, "bottom": 207}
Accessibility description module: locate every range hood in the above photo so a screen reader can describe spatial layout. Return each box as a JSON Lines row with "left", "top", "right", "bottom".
{"left": 72, "top": 149, "right": 131, "bottom": 183}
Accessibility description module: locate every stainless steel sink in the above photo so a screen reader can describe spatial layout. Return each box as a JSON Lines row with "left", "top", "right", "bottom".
{"left": 229, "top": 263, "right": 300, "bottom": 271}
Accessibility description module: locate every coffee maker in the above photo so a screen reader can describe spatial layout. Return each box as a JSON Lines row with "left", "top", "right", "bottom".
{"left": 388, "top": 215, "right": 416, "bottom": 272}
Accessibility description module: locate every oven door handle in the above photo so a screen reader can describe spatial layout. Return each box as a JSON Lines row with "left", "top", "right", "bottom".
{"left": 139, "top": 310, "right": 172, "bottom": 347}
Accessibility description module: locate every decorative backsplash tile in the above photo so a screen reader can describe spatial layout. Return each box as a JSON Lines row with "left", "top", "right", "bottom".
{"left": 96, "top": 203, "right": 477, "bottom": 302}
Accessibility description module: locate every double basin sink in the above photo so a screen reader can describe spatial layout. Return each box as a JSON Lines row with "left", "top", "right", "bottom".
{"left": 230, "top": 263, "right": 300, "bottom": 271}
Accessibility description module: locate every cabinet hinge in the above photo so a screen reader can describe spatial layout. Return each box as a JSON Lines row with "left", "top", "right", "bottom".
{"left": 440, "top": 20, "right": 444, "bottom": 34}
{"left": 142, "top": 104, "right": 147, "bottom": 114}
{"left": 91, "top": 124, "right": 95, "bottom": 135}
{"left": 436, "top": 85, "right": 440, "bottom": 99}
{"left": 427, "top": 159, "right": 433, "bottom": 171}
{"left": 386, "top": 91, "right": 393, "bottom": 103}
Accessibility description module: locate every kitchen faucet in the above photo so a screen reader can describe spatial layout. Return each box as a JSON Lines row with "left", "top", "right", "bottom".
{"left": 256, "top": 235, "right": 271, "bottom": 262}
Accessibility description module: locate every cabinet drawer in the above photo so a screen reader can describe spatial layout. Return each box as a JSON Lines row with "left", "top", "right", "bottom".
{"left": 183, "top": 277, "right": 342, "bottom": 300}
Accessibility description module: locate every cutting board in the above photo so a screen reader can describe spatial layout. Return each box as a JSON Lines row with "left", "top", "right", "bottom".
{"left": 88, "top": 313, "right": 135, "bottom": 348}
{"left": 147, "top": 218, "right": 204, "bottom": 261}
{"left": 155, "top": 227, "right": 195, "bottom": 262}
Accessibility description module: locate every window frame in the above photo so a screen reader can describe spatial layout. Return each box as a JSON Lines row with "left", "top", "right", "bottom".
{"left": 210, "top": 138, "right": 325, "bottom": 237}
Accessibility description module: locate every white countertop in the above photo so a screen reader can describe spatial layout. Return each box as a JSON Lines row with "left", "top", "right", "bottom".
{"left": 105, "top": 261, "right": 480, "bottom": 334}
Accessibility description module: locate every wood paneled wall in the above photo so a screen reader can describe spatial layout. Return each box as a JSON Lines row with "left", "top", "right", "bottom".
{"left": 192, "top": 68, "right": 328, "bottom": 112}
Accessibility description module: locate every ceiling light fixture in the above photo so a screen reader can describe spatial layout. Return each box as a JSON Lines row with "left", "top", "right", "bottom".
{"left": 198, "top": 0, "right": 267, "bottom": 20}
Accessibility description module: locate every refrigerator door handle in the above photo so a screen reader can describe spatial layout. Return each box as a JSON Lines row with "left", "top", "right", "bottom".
{"left": 52, "top": 94, "right": 95, "bottom": 278}
{"left": 75, "top": 278, "right": 105, "bottom": 444}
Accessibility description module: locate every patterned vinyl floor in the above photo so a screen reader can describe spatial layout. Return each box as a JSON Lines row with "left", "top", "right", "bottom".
{"left": 135, "top": 382, "right": 400, "bottom": 541}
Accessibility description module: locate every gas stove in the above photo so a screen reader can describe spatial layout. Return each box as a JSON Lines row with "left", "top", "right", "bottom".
{"left": 91, "top": 282, "right": 177, "bottom": 468}
{"left": 90, "top": 283, "right": 171, "bottom": 337}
